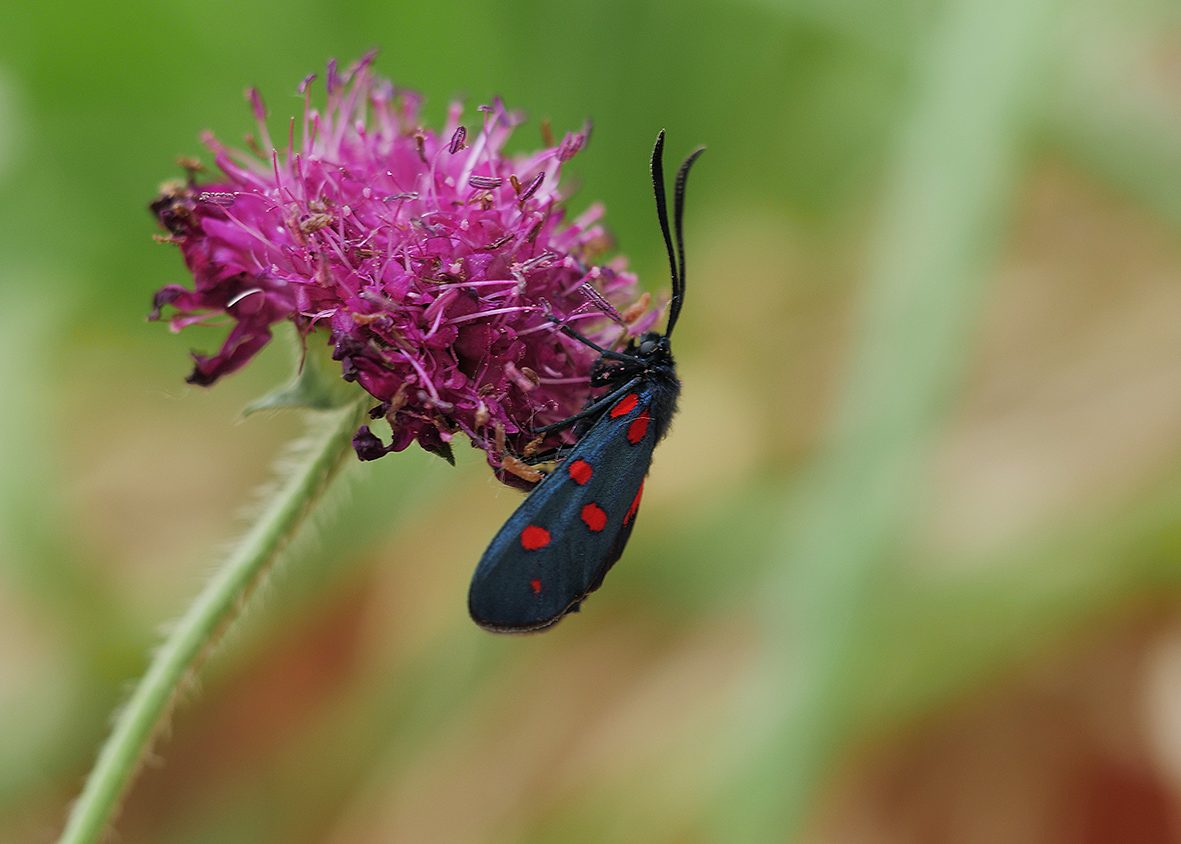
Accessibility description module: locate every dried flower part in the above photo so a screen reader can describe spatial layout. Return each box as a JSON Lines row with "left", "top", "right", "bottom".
{"left": 150, "top": 53, "right": 660, "bottom": 476}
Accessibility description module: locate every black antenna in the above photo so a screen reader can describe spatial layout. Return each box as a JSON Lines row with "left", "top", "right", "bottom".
{"left": 651, "top": 131, "right": 704, "bottom": 338}
{"left": 650, "top": 131, "right": 680, "bottom": 333}
{"left": 667, "top": 145, "right": 705, "bottom": 337}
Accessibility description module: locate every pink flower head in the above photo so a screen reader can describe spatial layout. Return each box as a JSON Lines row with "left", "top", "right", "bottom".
{"left": 150, "top": 53, "right": 659, "bottom": 480}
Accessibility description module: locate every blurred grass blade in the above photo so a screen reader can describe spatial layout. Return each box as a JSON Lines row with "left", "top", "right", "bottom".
{"left": 858, "top": 471, "right": 1181, "bottom": 734}
{"left": 0, "top": 289, "right": 125, "bottom": 634}
{"left": 716, "top": 0, "right": 1056, "bottom": 838}
{"left": 1047, "top": 59, "right": 1181, "bottom": 233}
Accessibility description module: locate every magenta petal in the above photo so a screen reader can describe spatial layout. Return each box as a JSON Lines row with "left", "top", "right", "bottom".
{"left": 187, "top": 322, "right": 273, "bottom": 385}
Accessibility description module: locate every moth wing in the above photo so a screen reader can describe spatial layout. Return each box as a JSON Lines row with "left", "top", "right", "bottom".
{"left": 468, "top": 392, "right": 658, "bottom": 632}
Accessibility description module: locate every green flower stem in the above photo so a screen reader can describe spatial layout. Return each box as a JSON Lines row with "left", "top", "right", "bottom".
{"left": 717, "top": 0, "right": 1054, "bottom": 838}
{"left": 58, "top": 399, "right": 368, "bottom": 844}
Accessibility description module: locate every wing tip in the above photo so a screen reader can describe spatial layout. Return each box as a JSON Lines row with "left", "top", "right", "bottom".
{"left": 467, "top": 595, "right": 584, "bottom": 635}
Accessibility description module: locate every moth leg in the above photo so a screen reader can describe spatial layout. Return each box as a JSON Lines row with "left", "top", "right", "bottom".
{"left": 519, "top": 446, "right": 567, "bottom": 465}
{"left": 550, "top": 319, "right": 640, "bottom": 364}
{"left": 530, "top": 376, "right": 643, "bottom": 435}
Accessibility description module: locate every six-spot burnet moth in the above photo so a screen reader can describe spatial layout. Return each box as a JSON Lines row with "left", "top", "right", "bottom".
{"left": 468, "top": 131, "right": 705, "bottom": 632}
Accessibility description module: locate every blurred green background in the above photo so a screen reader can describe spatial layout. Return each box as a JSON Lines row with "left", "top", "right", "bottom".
{"left": 4, "top": 0, "right": 1181, "bottom": 841}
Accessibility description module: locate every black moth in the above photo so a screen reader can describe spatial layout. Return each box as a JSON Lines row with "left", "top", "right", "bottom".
{"left": 468, "top": 131, "right": 704, "bottom": 632}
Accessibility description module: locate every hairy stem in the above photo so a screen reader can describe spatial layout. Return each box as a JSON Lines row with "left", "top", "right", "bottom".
{"left": 58, "top": 400, "right": 368, "bottom": 844}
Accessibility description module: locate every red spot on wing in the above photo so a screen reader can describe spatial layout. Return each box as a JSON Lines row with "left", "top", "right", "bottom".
{"left": 568, "top": 459, "right": 593, "bottom": 485}
{"left": 610, "top": 393, "right": 639, "bottom": 418}
{"left": 520, "top": 525, "right": 551, "bottom": 550}
{"left": 624, "top": 481, "right": 644, "bottom": 525}
{"left": 530, "top": 578, "right": 543, "bottom": 594}
{"left": 627, "top": 410, "right": 651, "bottom": 444}
{"left": 580, "top": 502, "right": 607, "bottom": 532}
